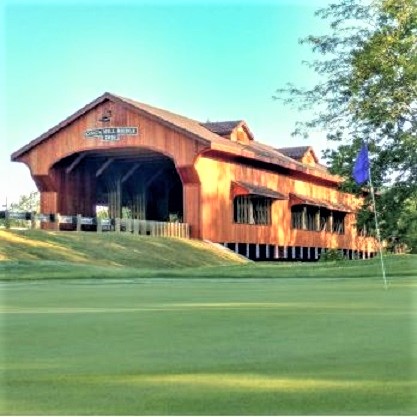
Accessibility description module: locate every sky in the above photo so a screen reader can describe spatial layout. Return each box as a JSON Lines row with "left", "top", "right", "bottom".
{"left": 1, "top": 0, "right": 335, "bottom": 206}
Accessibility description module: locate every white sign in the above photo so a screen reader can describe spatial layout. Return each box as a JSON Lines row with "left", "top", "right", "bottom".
{"left": 85, "top": 127, "right": 138, "bottom": 142}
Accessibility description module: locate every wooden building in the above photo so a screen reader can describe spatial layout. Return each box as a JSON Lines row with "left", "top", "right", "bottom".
{"left": 11, "top": 92, "right": 377, "bottom": 260}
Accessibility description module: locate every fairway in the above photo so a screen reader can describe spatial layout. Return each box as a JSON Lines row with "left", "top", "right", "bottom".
{"left": 1, "top": 277, "right": 416, "bottom": 415}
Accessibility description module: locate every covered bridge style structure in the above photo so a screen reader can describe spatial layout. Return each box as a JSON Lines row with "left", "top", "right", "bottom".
{"left": 11, "top": 92, "right": 377, "bottom": 260}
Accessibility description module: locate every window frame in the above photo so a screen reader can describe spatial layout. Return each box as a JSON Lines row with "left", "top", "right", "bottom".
{"left": 233, "top": 195, "right": 272, "bottom": 225}
{"left": 291, "top": 204, "right": 345, "bottom": 235}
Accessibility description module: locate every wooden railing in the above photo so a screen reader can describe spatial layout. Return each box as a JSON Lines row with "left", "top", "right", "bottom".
{"left": 0, "top": 211, "right": 190, "bottom": 239}
{"left": 106, "top": 218, "right": 190, "bottom": 238}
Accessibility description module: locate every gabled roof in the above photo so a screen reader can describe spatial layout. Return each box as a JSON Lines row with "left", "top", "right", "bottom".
{"left": 201, "top": 120, "right": 242, "bottom": 136}
{"left": 278, "top": 146, "right": 311, "bottom": 161}
{"left": 277, "top": 146, "right": 321, "bottom": 164}
{"left": 201, "top": 120, "right": 254, "bottom": 140}
{"left": 11, "top": 92, "right": 223, "bottom": 160}
{"left": 11, "top": 92, "right": 342, "bottom": 184}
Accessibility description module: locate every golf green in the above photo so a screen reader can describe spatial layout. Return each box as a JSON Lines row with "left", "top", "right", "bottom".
{"left": 1, "top": 277, "right": 416, "bottom": 415}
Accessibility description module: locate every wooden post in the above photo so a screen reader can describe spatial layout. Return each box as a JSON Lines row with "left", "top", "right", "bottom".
{"left": 76, "top": 214, "right": 82, "bottom": 232}
{"left": 55, "top": 213, "right": 61, "bottom": 231}
{"left": 133, "top": 219, "right": 139, "bottom": 235}
{"left": 302, "top": 207, "right": 307, "bottom": 230}
{"left": 97, "top": 217, "right": 102, "bottom": 233}
{"left": 126, "top": 218, "right": 132, "bottom": 233}
{"left": 315, "top": 209, "right": 320, "bottom": 231}
{"left": 115, "top": 218, "right": 121, "bottom": 233}
{"left": 329, "top": 211, "right": 334, "bottom": 233}
{"left": 30, "top": 212, "right": 37, "bottom": 230}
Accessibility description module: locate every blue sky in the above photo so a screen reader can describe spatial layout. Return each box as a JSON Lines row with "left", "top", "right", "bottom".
{"left": 1, "top": 0, "right": 334, "bottom": 205}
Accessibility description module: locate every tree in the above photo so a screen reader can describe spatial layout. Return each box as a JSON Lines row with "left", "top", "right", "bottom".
{"left": 1, "top": 192, "right": 40, "bottom": 229}
{"left": 274, "top": 0, "right": 417, "bottom": 250}
{"left": 9, "top": 191, "right": 40, "bottom": 213}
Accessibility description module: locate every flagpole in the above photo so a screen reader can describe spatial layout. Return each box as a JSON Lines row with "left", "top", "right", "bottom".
{"left": 366, "top": 141, "right": 388, "bottom": 290}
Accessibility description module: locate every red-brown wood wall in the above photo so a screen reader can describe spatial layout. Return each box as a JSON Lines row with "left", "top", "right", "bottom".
{"left": 14, "top": 97, "right": 377, "bottom": 253}
{"left": 195, "top": 155, "right": 376, "bottom": 253}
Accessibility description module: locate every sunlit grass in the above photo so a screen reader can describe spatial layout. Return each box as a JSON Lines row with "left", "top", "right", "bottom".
{"left": 1, "top": 230, "right": 417, "bottom": 414}
{"left": 1, "top": 229, "right": 416, "bottom": 281}
{"left": 1, "top": 277, "right": 416, "bottom": 415}
{"left": 108, "top": 372, "right": 417, "bottom": 393}
{"left": 0, "top": 229, "right": 245, "bottom": 278}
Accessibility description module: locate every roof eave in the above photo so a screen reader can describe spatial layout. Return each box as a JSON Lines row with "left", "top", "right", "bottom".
{"left": 11, "top": 92, "right": 212, "bottom": 162}
{"left": 209, "top": 142, "right": 342, "bottom": 185}
{"left": 11, "top": 92, "right": 114, "bottom": 161}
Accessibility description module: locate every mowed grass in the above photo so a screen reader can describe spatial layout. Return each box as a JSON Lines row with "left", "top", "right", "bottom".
{"left": 0, "top": 229, "right": 246, "bottom": 280}
{"left": 1, "top": 276, "right": 417, "bottom": 415}
{"left": 1, "top": 229, "right": 416, "bottom": 281}
{"left": 1, "top": 229, "right": 417, "bottom": 414}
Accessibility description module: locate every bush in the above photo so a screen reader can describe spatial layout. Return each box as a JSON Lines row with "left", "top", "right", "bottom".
{"left": 319, "top": 248, "right": 346, "bottom": 262}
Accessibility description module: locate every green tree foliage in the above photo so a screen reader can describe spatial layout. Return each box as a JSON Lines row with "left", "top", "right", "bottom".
{"left": 9, "top": 191, "right": 40, "bottom": 213}
{"left": 0, "top": 192, "right": 40, "bottom": 229}
{"left": 275, "top": 0, "right": 417, "bottom": 251}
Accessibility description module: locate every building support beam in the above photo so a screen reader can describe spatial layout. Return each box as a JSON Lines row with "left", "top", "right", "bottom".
{"left": 66, "top": 154, "right": 85, "bottom": 174}
{"left": 96, "top": 158, "right": 114, "bottom": 178}
{"left": 144, "top": 167, "right": 165, "bottom": 189}
{"left": 121, "top": 163, "right": 141, "bottom": 184}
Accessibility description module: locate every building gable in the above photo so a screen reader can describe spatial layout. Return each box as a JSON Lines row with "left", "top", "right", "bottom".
{"left": 11, "top": 93, "right": 342, "bottom": 186}
{"left": 201, "top": 120, "right": 254, "bottom": 144}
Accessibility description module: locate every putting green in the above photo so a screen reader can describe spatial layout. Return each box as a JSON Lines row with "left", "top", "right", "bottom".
{"left": 1, "top": 277, "right": 416, "bottom": 415}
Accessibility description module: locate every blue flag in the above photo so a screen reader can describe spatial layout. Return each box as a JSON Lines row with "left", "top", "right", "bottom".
{"left": 353, "top": 142, "right": 370, "bottom": 185}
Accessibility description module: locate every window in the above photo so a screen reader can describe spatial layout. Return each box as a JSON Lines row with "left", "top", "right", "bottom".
{"left": 291, "top": 205, "right": 345, "bottom": 234}
{"left": 320, "top": 208, "right": 332, "bottom": 232}
{"left": 291, "top": 205, "right": 304, "bottom": 229}
{"left": 234, "top": 195, "right": 272, "bottom": 225}
{"left": 332, "top": 212, "right": 345, "bottom": 234}
{"left": 358, "top": 225, "right": 367, "bottom": 237}
{"left": 305, "top": 206, "right": 319, "bottom": 231}
{"left": 291, "top": 205, "right": 319, "bottom": 231}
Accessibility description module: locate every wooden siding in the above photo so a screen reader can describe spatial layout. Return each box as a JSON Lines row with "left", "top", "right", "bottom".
{"left": 19, "top": 100, "right": 205, "bottom": 176}
{"left": 17, "top": 100, "right": 206, "bottom": 238}
{"left": 195, "top": 155, "right": 376, "bottom": 252}
{"left": 13, "top": 96, "right": 377, "bottom": 252}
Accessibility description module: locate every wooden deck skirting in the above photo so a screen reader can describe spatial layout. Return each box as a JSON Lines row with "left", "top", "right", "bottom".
{"left": 222, "top": 242, "right": 376, "bottom": 261}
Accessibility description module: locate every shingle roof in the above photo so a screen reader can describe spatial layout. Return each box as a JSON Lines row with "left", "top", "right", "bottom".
{"left": 200, "top": 121, "right": 243, "bottom": 136}
{"left": 233, "top": 181, "right": 288, "bottom": 200}
{"left": 278, "top": 146, "right": 311, "bottom": 161}
{"left": 290, "top": 193, "right": 352, "bottom": 212}
{"left": 11, "top": 92, "right": 341, "bottom": 184}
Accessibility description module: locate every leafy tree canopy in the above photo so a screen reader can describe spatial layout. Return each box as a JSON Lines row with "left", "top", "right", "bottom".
{"left": 275, "top": 0, "right": 417, "bottom": 251}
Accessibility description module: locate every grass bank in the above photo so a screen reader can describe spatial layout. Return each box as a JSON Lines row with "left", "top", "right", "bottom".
{"left": 1, "top": 229, "right": 416, "bottom": 281}
{"left": 0, "top": 229, "right": 246, "bottom": 280}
